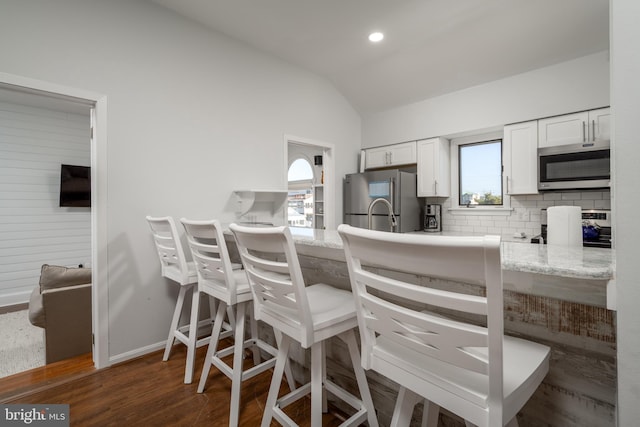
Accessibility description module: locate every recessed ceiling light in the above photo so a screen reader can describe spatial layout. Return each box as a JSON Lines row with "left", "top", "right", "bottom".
{"left": 368, "top": 32, "right": 384, "bottom": 43}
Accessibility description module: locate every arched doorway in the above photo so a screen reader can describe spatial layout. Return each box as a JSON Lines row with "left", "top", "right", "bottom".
{"left": 287, "top": 157, "right": 314, "bottom": 228}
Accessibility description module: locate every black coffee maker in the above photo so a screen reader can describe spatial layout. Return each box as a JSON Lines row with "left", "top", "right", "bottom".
{"left": 424, "top": 204, "right": 441, "bottom": 232}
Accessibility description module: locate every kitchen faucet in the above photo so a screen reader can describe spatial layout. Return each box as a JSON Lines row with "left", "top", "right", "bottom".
{"left": 368, "top": 198, "right": 397, "bottom": 232}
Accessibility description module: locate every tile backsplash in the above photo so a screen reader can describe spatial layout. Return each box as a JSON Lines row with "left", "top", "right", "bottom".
{"left": 426, "top": 190, "right": 611, "bottom": 239}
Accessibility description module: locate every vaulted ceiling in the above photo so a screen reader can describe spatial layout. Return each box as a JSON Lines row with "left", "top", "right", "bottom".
{"left": 149, "top": 0, "right": 609, "bottom": 115}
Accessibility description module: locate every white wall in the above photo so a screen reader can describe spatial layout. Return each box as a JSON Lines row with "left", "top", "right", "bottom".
{"left": 0, "top": 0, "right": 361, "bottom": 360}
{"left": 0, "top": 100, "right": 91, "bottom": 306}
{"left": 611, "top": 0, "right": 640, "bottom": 424}
{"left": 362, "top": 51, "right": 610, "bottom": 147}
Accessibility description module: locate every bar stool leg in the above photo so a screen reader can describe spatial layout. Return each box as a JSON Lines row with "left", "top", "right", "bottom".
{"left": 342, "top": 329, "right": 379, "bottom": 427}
{"left": 184, "top": 286, "right": 200, "bottom": 384}
{"left": 197, "top": 300, "right": 228, "bottom": 393}
{"left": 226, "top": 306, "right": 236, "bottom": 332}
{"left": 310, "top": 341, "right": 323, "bottom": 427}
{"left": 163, "top": 285, "right": 188, "bottom": 361}
{"left": 391, "top": 386, "right": 423, "bottom": 427}
{"left": 249, "top": 302, "right": 261, "bottom": 365}
{"left": 274, "top": 330, "right": 297, "bottom": 392}
{"left": 321, "top": 341, "right": 328, "bottom": 413}
{"left": 208, "top": 295, "right": 217, "bottom": 329}
{"left": 421, "top": 400, "right": 440, "bottom": 427}
{"left": 261, "top": 334, "right": 292, "bottom": 427}
{"left": 229, "top": 301, "right": 247, "bottom": 427}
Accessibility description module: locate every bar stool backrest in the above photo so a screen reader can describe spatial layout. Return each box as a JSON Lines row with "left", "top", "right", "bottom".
{"left": 229, "top": 224, "right": 314, "bottom": 348}
{"left": 338, "top": 224, "right": 505, "bottom": 425}
{"left": 181, "top": 219, "right": 239, "bottom": 305}
{"left": 146, "top": 216, "right": 192, "bottom": 285}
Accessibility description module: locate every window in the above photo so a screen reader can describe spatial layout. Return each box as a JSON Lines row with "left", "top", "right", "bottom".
{"left": 287, "top": 158, "right": 314, "bottom": 228}
{"left": 288, "top": 158, "right": 313, "bottom": 183}
{"left": 450, "top": 131, "right": 510, "bottom": 213}
{"left": 459, "top": 140, "right": 503, "bottom": 206}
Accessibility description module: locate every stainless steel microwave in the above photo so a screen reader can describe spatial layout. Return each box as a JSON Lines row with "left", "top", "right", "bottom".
{"left": 538, "top": 141, "right": 610, "bottom": 191}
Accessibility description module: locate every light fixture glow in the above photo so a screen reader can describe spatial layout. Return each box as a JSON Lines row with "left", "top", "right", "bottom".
{"left": 368, "top": 32, "right": 384, "bottom": 42}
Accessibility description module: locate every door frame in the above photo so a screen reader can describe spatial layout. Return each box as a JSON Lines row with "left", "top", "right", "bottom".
{"left": 0, "top": 72, "right": 109, "bottom": 369}
{"left": 284, "top": 134, "right": 335, "bottom": 230}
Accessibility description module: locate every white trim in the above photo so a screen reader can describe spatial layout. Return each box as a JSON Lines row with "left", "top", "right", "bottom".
{"left": 0, "top": 290, "right": 32, "bottom": 307}
{"left": 284, "top": 135, "right": 336, "bottom": 230}
{"left": 108, "top": 341, "right": 166, "bottom": 366}
{"left": 0, "top": 72, "right": 103, "bottom": 104}
{"left": 450, "top": 130, "right": 511, "bottom": 212}
{"left": 91, "top": 97, "right": 109, "bottom": 370}
{"left": 0, "top": 72, "right": 109, "bottom": 370}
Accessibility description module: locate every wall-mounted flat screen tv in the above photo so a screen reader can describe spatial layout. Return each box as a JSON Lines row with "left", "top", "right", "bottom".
{"left": 59, "top": 164, "right": 91, "bottom": 207}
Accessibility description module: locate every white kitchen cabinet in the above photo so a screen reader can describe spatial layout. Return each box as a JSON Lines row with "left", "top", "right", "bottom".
{"left": 365, "top": 141, "right": 416, "bottom": 169}
{"left": 538, "top": 107, "right": 610, "bottom": 148}
{"left": 589, "top": 107, "right": 610, "bottom": 142}
{"left": 503, "top": 121, "right": 539, "bottom": 195}
{"left": 417, "top": 137, "right": 450, "bottom": 197}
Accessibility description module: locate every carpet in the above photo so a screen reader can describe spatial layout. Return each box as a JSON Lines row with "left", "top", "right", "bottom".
{"left": 0, "top": 309, "right": 45, "bottom": 378}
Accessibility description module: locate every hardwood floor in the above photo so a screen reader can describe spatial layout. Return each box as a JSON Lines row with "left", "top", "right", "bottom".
{"left": 0, "top": 342, "right": 348, "bottom": 426}
{"left": 0, "top": 353, "right": 95, "bottom": 403}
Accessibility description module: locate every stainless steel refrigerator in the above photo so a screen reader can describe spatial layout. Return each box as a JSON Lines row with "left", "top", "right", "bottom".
{"left": 343, "top": 170, "right": 420, "bottom": 233}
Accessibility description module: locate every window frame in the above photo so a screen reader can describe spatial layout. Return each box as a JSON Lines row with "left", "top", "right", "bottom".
{"left": 450, "top": 131, "right": 512, "bottom": 214}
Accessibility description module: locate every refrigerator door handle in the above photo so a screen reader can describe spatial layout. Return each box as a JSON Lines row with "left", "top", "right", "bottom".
{"left": 389, "top": 177, "right": 395, "bottom": 211}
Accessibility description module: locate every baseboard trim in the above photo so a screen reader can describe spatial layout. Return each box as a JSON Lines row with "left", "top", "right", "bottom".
{"left": 0, "top": 303, "right": 29, "bottom": 315}
{"left": 108, "top": 341, "right": 166, "bottom": 366}
{"left": 0, "top": 291, "right": 31, "bottom": 310}
{"left": 108, "top": 321, "right": 213, "bottom": 366}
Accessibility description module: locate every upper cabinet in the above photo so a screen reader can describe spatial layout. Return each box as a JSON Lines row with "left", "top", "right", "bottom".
{"left": 589, "top": 107, "right": 611, "bottom": 142}
{"left": 365, "top": 141, "right": 416, "bottom": 169}
{"left": 417, "top": 137, "right": 450, "bottom": 197}
{"left": 503, "top": 121, "right": 539, "bottom": 195}
{"left": 538, "top": 107, "right": 610, "bottom": 148}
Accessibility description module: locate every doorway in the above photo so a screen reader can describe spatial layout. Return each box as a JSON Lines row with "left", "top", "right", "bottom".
{"left": 285, "top": 135, "right": 335, "bottom": 230}
{"left": 0, "top": 86, "right": 93, "bottom": 377}
{"left": 0, "top": 73, "right": 108, "bottom": 370}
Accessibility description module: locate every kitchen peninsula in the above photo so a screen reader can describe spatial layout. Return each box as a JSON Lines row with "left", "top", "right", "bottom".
{"left": 259, "top": 227, "right": 616, "bottom": 427}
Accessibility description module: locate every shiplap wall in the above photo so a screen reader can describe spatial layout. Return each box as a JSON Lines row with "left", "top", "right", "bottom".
{"left": 0, "top": 100, "right": 91, "bottom": 307}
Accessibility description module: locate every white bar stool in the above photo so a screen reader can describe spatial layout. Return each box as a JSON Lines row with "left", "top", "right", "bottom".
{"left": 338, "top": 224, "right": 551, "bottom": 427}
{"left": 181, "top": 219, "right": 295, "bottom": 427}
{"left": 229, "top": 223, "right": 379, "bottom": 427}
{"left": 146, "top": 215, "right": 213, "bottom": 384}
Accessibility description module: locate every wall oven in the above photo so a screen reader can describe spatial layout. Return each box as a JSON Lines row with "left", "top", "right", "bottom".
{"left": 538, "top": 141, "right": 610, "bottom": 191}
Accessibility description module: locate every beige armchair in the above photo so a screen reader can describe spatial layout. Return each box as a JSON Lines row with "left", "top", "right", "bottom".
{"left": 28, "top": 264, "right": 92, "bottom": 364}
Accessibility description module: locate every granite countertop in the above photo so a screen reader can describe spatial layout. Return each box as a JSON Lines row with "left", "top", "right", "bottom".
{"left": 288, "top": 227, "right": 615, "bottom": 282}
